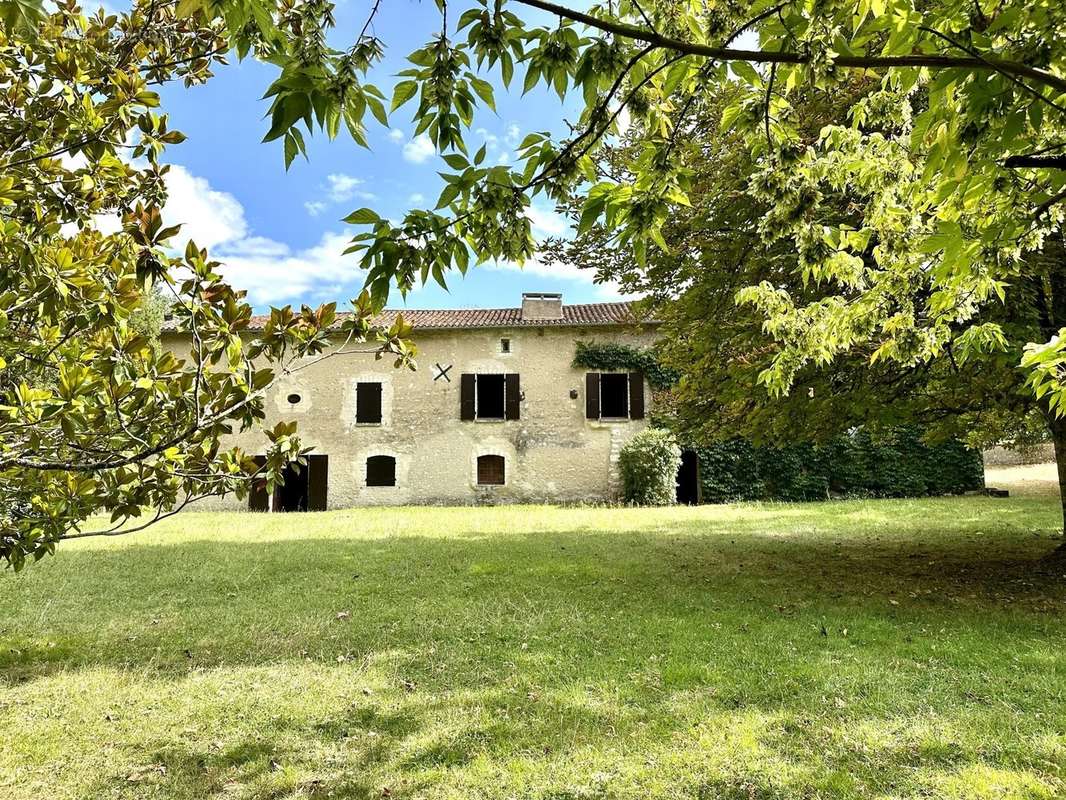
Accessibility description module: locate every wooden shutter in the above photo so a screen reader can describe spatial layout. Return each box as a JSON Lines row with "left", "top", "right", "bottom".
{"left": 248, "top": 455, "right": 269, "bottom": 511}
{"left": 505, "top": 373, "right": 520, "bottom": 420}
{"left": 477, "top": 454, "right": 505, "bottom": 485}
{"left": 460, "top": 374, "right": 476, "bottom": 420}
{"left": 628, "top": 371, "right": 645, "bottom": 420}
{"left": 585, "top": 372, "right": 600, "bottom": 419}
{"left": 356, "top": 382, "right": 382, "bottom": 423}
{"left": 366, "top": 455, "right": 396, "bottom": 487}
{"left": 307, "top": 454, "right": 328, "bottom": 510}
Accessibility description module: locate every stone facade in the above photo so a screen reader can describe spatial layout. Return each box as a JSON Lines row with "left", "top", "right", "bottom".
{"left": 164, "top": 294, "right": 658, "bottom": 509}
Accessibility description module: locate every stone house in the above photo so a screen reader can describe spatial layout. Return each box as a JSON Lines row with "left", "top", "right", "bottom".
{"left": 164, "top": 292, "right": 679, "bottom": 510}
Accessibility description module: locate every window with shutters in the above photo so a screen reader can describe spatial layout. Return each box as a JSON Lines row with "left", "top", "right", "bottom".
{"left": 366, "top": 455, "right": 396, "bottom": 487}
{"left": 585, "top": 372, "right": 645, "bottom": 421}
{"left": 460, "top": 373, "right": 520, "bottom": 421}
{"left": 355, "top": 381, "right": 382, "bottom": 424}
{"left": 477, "top": 454, "right": 505, "bottom": 486}
{"left": 600, "top": 373, "right": 629, "bottom": 418}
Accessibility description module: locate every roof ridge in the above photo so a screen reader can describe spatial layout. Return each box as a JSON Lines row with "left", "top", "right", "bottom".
{"left": 162, "top": 299, "right": 655, "bottom": 332}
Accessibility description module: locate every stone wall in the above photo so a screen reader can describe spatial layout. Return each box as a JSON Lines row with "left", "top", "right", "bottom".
{"left": 982, "top": 443, "right": 1056, "bottom": 466}
{"left": 164, "top": 324, "right": 657, "bottom": 509}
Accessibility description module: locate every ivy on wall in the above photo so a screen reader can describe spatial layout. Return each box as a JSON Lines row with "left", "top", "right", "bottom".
{"left": 694, "top": 429, "right": 985, "bottom": 503}
{"left": 572, "top": 340, "right": 679, "bottom": 390}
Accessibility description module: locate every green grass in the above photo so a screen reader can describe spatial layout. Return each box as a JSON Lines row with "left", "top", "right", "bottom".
{"left": 1, "top": 490, "right": 1064, "bottom": 799}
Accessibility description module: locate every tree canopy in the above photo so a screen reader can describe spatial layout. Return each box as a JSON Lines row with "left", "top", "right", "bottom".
{"left": 3, "top": 0, "right": 1066, "bottom": 565}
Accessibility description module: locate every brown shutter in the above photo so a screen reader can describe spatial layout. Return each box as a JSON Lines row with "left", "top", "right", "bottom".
{"left": 628, "top": 372, "right": 645, "bottom": 419}
{"left": 460, "top": 374, "right": 476, "bottom": 420}
{"left": 505, "top": 373, "right": 520, "bottom": 420}
{"left": 356, "top": 382, "right": 382, "bottom": 423}
{"left": 585, "top": 372, "right": 600, "bottom": 419}
{"left": 248, "top": 455, "right": 269, "bottom": 511}
{"left": 366, "top": 455, "right": 396, "bottom": 487}
{"left": 307, "top": 454, "right": 328, "bottom": 510}
{"left": 477, "top": 454, "right": 505, "bottom": 485}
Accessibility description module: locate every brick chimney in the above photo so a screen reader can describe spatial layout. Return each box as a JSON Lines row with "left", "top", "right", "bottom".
{"left": 520, "top": 292, "right": 563, "bottom": 321}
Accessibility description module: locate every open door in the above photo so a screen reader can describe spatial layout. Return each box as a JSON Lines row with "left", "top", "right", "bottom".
{"left": 677, "top": 450, "right": 700, "bottom": 505}
{"left": 248, "top": 455, "right": 269, "bottom": 511}
{"left": 307, "top": 454, "right": 328, "bottom": 511}
{"left": 274, "top": 462, "right": 309, "bottom": 512}
{"left": 248, "top": 455, "right": 327, "bottom": 512}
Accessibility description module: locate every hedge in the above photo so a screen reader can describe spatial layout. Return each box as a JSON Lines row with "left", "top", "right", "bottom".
{"left": 693, "top": 428, "right": 985, "bottom": 503}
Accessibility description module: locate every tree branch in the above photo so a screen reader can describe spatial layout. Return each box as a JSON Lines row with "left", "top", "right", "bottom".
{"left": 512, "top": 0, "right": 1066, "bottom": 94}
{"left": 1005, "top": 154, "right": 1066, "bottom": 169}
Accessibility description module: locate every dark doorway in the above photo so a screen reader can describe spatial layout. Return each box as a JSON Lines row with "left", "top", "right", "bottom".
{"left": 247, "top": 454, "right": 328, "bottom": 512}
{"left": 275, "top": 462, "right": 309, "bottom": 512}
{"left": 677, "top": 450, "right": 700, "bottom": 505}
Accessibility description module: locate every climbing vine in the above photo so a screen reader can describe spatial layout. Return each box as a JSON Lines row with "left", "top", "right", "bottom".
{"left": 572, "top": 341, "right": 678, "bottom": 390}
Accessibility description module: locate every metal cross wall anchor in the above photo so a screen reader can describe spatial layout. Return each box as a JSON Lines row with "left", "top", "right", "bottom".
{"left": 433, "top": 363, "right": 453, "bottom": 382}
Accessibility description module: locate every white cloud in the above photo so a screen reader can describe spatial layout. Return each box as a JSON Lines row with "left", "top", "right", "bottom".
{"left": 505, "top": 124, "right": 522, "bottom": 147}
{"left": 159, "top": 166, "right": 364, "bottom": 306}
{"left": 408, "top": 193, "right": 426, "bottom": 204}
{"left": 162, "top": 165, "right": 248, "bottom": 250}
{"left": 326, "top": 173, "right": 367, "bottom": 202}
{"left": 388, "top": 128, "right": 405, "bottom": 142}
{"left": 526, "top": 204, "right": 569, "bottom": 237}
{"left": 215, "top": 231, "right": 363, "bottom": 306}
{"left": 402, "top": 134, "right": 435, "bottom": 164}
{"left": 304, "top": 200, "right": 328, "bottom": 217}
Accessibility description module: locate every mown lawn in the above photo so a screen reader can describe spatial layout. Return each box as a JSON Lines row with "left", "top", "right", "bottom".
{"left": 1, "top": 484, "right": 1064, "bottom": 799}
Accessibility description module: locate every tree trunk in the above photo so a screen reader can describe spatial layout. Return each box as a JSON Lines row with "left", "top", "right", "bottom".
{"left": 1047, "top": 417, "right": 1066, "bottom": 559}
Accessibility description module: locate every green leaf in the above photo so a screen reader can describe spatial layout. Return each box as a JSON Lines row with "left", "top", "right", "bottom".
{"left": 343, "top": 208, "right": 381, "bottom": 225}
{"left": 391, "top": 81, "right": 418, "bottom": 112}
{"left": 469, "top": 76, "right": 496, "bottom": 112}
{"left": 365, "top": 95, "right": 389, "bottom": 127}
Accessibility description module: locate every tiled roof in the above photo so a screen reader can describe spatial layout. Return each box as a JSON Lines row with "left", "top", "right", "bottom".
{"left": 163, "top": 301, "right": 653, "bottom": 333}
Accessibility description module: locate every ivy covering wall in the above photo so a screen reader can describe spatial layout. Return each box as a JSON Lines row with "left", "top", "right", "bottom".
{"left": 694, "top": 429, "right": 985, "bottom": 503}
{"left": 572, "top": 340, "right": 678, "bottom": 390}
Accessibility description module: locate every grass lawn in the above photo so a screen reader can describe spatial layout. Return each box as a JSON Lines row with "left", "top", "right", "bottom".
{"left": 1, "top": 479, "right": 1064, "bottom": 799}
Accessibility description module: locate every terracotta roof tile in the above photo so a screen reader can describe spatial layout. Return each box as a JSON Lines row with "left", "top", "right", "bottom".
{"left": 163, "top": 301, "right": 653, "bottom": 333}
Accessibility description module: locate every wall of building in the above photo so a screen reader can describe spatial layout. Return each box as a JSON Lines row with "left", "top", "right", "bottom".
{"left": 166, "top": 324, "right": 657, "bottom": 508}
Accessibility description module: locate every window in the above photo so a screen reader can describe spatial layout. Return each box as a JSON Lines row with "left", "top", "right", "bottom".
{"left": 585, "top": 372, "right": 645, "bottom": 421}
{"left": 286, "top": 393, "right": 302, "bottom": 405}
{"left": 500, "top": 338, "right": 511, "bottom": 353}
{"left": 460, "top": 374, "right": 520, "bottom": 421}
{"left": 366, "top": 455, "right": 396, "bottom": 487}
{"left": 600, "top": 373, "right": 629, "bottom": 418}
{"left": 476, "top": 374, "right": 505, "bottom": 419}
{"left": 477, "top": 454, "right": 505, "bottom": 486}
{"left": 355, "top": 381, "right": 382, "bottom": 424}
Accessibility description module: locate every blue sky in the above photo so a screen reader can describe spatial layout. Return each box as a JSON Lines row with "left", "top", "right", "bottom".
{"left": 144, "top": 0, "right": 624, "bottom": 312}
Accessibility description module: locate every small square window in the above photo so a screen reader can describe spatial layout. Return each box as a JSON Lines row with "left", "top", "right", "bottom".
{"left": 477, "top": 454, "right": 505, "bottom": 485}
{"left": 500, "top": 338, "right": 511, "bottom": 353}
{"left": 366, "top": 455, "right": 396, "bottom": 487}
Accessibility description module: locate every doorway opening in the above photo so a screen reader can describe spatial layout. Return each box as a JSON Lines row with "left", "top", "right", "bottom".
{"left": 248, "top": 454, "right": 329, "bottom": 511}
{"left": 677, "top": 450, "right": 700, "bottom": 505}
{"left": 276, "top": 462, "right": 309, "bottom": 511}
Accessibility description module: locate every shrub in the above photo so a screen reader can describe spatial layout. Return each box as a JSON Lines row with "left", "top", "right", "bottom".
{"left": 619, "top": 428, "right": 682, "bottom": 506}
{"left": 693, "top": 427, "right": 984, "bottom": 503}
